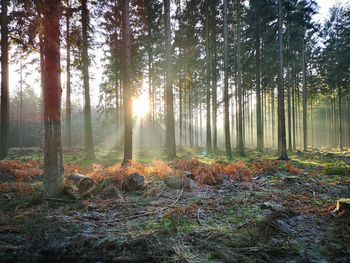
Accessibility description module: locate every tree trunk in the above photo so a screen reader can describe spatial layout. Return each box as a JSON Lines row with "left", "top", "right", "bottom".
{"left": 66, "top": 11, "right": 72, "bottom": 148}
{"left": 211, "top": 1, "right": 218, "bottom": 151}
{"left": 236, "top": 1, "right": 244, "bottom": 156}
{"left": 39, "top": 31, "right": 45, "bottom": 128}
{"left": 292, "top": 79, "right": 296, "bottom": 149}
{"left": 339, "top": 86, "right": 343, "bottom": 149}
{"left": 81, "top": 0, "right": 95, "bottom": 159}
{"left": 302, "top": 33, "right": 307, "bottom": 151}
{"left": 164, "top": 0, "right": 176, "bottom": 158}
{"left": 43, "top": 0, "right": 64, "bottom": 197}
{"left": 19, "top": 53, "right": 23, "bottom": 149}
{"left": 277, "top": 0, "right": 288, "bottom": 160}
{"left": 205, "top": 0, "right": 212, "bottom": 153}
{"left": 256, "top": 22, "right": 263, "bottom": 152}
{"left": 223, "top": 0, "right": 232, "bottom": 159}
{"left": 122, "top": 0, "right": 133, "bottom": 163}
{"left": 147, "top": 0, "right": 154, "bottom": 147}
{"left": 271, "top": 77, "right": 275, "bottom": 148}
{"left": 0, "top": 0, "right": 9, "bottom": 159}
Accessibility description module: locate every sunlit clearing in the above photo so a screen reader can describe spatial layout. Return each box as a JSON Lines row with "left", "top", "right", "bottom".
{"left": 133, "top": 93, "right": 150, "bottom": 118}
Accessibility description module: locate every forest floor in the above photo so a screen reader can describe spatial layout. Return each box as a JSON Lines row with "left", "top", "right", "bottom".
{"left": 0, "top": 147, "right": 349, "bottom": 262}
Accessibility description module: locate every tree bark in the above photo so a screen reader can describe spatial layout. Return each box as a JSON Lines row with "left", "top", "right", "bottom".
{"left": 271, "top": 77, "right": 275, "bottom": 148}
{"left": 122, "top": 0, "right": 133, "bottom": 163}
{"left": 164, "top": 0, "right": 176, "bottom": 158}
{"left": 302, "top": 32, "right": 307, "bottom": 151}
{"left": 278, "top": 0, "right": 288, "bottom": 160}
{"left": 19, "top": 53, "right": 24, "bottom": 149}
{"left": 223, "top": 0, "right": 232, "bottom": 159}
{"left": 0, "top": 0, "right": 9, "bottom": 159}
{"left": 66, "top": 10, "right": 72, "bottom": 148}
{"left": 43, "top": 0, "right": 64, "bottom": 197}
{"left": 256, "top": 21, "right": 263, "bottom": 152}
{"left": 236, "top": 1, "right": 244, "bottom": 156}
{"left": 205, "top": 0, "right": 212, "bottom": 153}
{"left": 339, "top": 86, "right": 343, "bottom": 149}
{"left": 81, "top": 0, "right": 95, "bottom": 159}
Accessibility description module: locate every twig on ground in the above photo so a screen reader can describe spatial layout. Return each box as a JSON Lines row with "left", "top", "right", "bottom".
{"left": 44, "top": 197, "right": 78, "bottom": 203}
{"left": 169, "top": 188, "right": 184, "bottom": 207}
{"left": 197, "top": 207, "right": 202, "bottom": 225}
{"left": 0, "top": 192, "right": 11, "bottom": 200}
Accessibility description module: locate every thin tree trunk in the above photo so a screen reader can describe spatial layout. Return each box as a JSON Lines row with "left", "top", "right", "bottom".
{"left": 236, "top": 1, "right": 244, "bottom": 156}
{"left": 66, "top": 11, "right": 72, "bottom": 148}
{"left": 19, "top": 53, "right": 24, "bottom": 149}
{"left": 81, "top": 0, "right": 95, "bottom": 159}
{"left": 188, "top": 72, "right": 193, "bottom": 147}
{"left": 338, "top": 86, "right": 343, "bottom": 149}
{"left": 122, "top": 0, "right": 132, "bottom": 163}
{"left": 302, "top": 32, "right": 307, "bottom": 151}
{"left": 147, "top": 0, "right": 154, "bottom": 147}
{"left": 43, "top": 0, "right": 64, "bottom": 197}
{"left": 205, "top": 0, "right": 212, "bottom": 153}
{"left": 256, "top": 22, "right": 263, "bottom": 152}
{"left": 0, "top": 0, "right": 9, "bottom": 159}
{"left": 223, "top": 0, "right": 232, "bottom": 159}
{"left": 311, "top": 98, "right": 314, "bottom": 147}
{"left": 211, "top": 9, "right": 218, "bottom": 151}
{"left": 271, "top": 77, "right": 275, "bottom": 148}
{"left": 292, "top": 79, "right": 296, "bottom": 149}
{"left": 164, "top": 0, "right": 176, "bottom": 158}
{"left": 278, "top": 0, "right": 288, "bottom": 160}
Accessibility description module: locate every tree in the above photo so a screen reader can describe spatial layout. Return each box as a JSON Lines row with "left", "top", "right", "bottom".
{"left": 223, "top": 0, "right": 232, "bottom": 159}
{"left": 0, "top": 0, "right": 9, "bottom": 159}
{"left": 278, "top": 0, "right": 288, "bottom": 159}
{"left": 43, "top": 0, "right": 64, "bottom": 196}
{"left": 81, "top": 0, "right": 95, "bottom": 159}
{"left": 122, "top": 0, "right": 132, "bottom": 163}
{"left": 164, "top": 0, "right": 176, "bottom": 158}
{"left": 236, "top": 0, "right": 244, "bottom": 156}
{"left": 65, "top": 3, "right": 73, "bottom": 149}
{"left": 205, "top": 0, "right": 212, "bottom": 153}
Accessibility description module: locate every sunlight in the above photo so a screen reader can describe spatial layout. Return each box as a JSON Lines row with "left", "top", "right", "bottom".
{"left": 133, "top": 92, "right": 150, "bottom": 118}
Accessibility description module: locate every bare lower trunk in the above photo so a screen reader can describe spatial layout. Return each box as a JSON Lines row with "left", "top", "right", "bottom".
{"left": 164, "top": 0, "right": 176, "bottom": 158}
{"left": 205, "top": 0, "right": 212, "bottom": 153}
{"left": 236, "top": 1, "right": 244, "bottom": 156}
{"left": 82, "top": 0, "right": 95, "bottom": 159}
{"left": 43, "top": 0, "right": 64, "bottom": 197}
{"left": 339, "top": 86, "right": 343, "bottom": 149}
{"left": 0, "top": 0, "right": 9, "bottom": 159}
{"left": 278, "top": 0, "right": 288, "bottom": 160}
{"left": 223, "top": 0, "right": 232, "bottom": 159}
{"left": 302, "top": 34, "right": 307, "bottom": 151}
{"left": 122, "top": 0, "right": 133, "bottom": 163}
{"left": 66, "top": 12, "right": 72, "bottom": 148}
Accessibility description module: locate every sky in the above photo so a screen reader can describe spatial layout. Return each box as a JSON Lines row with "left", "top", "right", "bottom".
{"left": 313, "top": 0, "right": 348, "bottom": 22}
{"left": 9, "top": 0, "right": 349, "bottom": 107}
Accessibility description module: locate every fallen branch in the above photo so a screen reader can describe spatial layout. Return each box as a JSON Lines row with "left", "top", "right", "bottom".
{"left": 0, "top": 192, "right": 11, "bottom": 200}
{"left": 169, "top": 188, "right": 184, "bottom": 207}
{"left": 44, "top": 197, "right": 78, "bottom": 203}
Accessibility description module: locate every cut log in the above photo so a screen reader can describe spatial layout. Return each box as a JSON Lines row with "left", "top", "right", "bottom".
{"left": 122, "top": 173, "right": 144, "bottom": 191}
{"left": 66, "top": 173, "right": 95, "bottom": 195}
{"left": 335, "top": 198, "right": 350, "bottom": 213}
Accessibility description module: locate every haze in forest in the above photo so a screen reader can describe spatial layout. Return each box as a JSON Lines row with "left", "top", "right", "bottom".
{"left": 0, "top": 0, "right": 349, "bottom": 195}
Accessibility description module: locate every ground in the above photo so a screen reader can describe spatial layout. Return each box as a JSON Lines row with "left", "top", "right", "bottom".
{"left": 0, "top": 147, "right": 349, "bottom": 262}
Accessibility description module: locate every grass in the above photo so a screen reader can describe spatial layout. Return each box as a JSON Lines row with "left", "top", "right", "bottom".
{"left": 324, "top": 164, "right": 350, "bottom": 175}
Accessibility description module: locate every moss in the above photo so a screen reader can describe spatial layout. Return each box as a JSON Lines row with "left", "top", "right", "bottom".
{"left": 324, "top": 164, "right": 350, "bottom": 176}
{"left": 142, "top": 218, "right": 198, "bottom": 234}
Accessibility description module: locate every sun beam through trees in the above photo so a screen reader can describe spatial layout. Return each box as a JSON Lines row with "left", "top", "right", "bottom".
{"left": 0, "top": 0, "right": 350, "bottom": 261}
